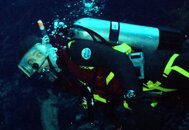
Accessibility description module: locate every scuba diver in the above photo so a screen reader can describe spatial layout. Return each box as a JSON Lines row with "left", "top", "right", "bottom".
{"left": 18, "top": 18, "right": 189, "bottom": 129}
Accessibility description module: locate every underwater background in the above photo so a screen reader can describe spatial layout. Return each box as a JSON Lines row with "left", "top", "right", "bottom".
{"left": 0, "top": 0, "right": 189, "bottom": 130}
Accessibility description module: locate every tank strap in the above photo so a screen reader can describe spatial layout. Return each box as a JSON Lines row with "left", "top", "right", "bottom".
{"left": 109, "top": 21, "right": 120, "bottom": 42}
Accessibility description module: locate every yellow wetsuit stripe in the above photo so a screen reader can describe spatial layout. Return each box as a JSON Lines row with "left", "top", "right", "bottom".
{"left": 106, "top": 72, "right": 115, "bottom": 85}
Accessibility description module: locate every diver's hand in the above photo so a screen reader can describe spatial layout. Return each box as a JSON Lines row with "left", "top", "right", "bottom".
{"left": 42, "top": 35, "right": 50, "bottom": 44}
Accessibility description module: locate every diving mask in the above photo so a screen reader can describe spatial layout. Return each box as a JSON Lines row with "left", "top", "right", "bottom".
{"left": 18, "top": 43, "right": 48, "bottom": 77}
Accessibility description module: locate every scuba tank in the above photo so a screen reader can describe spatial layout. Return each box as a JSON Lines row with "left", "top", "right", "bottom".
{"left": 73, "top": 17, "right": 186, "bottom": 51}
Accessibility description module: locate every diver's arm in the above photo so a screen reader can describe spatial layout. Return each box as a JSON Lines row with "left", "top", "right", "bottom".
{"left": 69, "top": 39, "right": 140, "bottom": 94}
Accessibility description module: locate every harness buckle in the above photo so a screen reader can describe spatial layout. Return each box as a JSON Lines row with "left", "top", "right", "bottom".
{"left": 129, "top": 52, "right": 145, "bottom": 79}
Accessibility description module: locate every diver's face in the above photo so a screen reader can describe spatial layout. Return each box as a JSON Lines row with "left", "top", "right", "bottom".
{"left": 18, "top": 43, "right": 50, "bottom": 77}
{"left": 26, "top": 49, "right": 49, "bottom": 73}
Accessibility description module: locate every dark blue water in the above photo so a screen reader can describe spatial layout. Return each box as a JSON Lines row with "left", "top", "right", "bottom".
{"left": 0, "top": 0, "right": 189, "bottom": 129}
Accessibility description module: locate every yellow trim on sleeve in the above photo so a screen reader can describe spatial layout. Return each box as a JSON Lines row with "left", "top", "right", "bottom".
{"left": 113, "top": 43, "right": 132, "bottom": 54}
{"left": 106, "top": 72, "right": 115, "bottom": 85}
{"left": 163, "top": 53, "right": 189, "bottom": 78}
{"left": 67, "top": 40, "right": 76, "bottom": 48}
{"left": 93, "top": 94, "right": 108, "bottom": 103}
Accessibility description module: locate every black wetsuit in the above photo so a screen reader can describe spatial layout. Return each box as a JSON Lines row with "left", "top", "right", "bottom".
{"left": 69, "top": 39, "right": 140, "bottom": 94}
{"left": 67, "top": 39, "right": 189, "bottom": 129}
{"left": 69, "top": 39, "right": 189, "bottom": 93}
